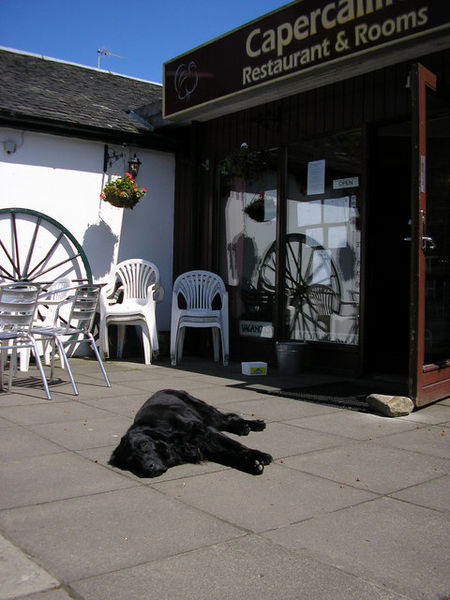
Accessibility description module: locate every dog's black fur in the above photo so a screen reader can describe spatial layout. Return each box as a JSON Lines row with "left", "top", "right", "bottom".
{"left": 109, "top": 389, "right": 272, "bottom": 477}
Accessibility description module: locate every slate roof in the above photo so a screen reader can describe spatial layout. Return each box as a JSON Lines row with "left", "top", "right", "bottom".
{"left": 0, "top": 47, "right": 164, "bottom": 138}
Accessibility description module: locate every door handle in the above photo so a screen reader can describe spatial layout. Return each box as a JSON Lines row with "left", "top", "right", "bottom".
{"left": 422, "top": 236, "right": 436, "bottom": 250}
{"left": 421, "top": 210, "right": 437, "bottom": 250}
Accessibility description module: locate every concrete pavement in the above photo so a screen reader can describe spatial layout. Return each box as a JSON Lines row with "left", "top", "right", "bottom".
{"left": 0, "top": 357, "right": 449, "bottom": 600}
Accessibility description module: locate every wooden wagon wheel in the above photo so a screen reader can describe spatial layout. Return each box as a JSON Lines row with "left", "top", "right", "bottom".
{"left": 258, "top": 233, "right": 341, "bottom": 339}
{"left": 0, "top": 208, "right": 92, "bottom": 285}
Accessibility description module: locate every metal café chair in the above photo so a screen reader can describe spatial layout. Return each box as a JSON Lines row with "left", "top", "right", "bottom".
{"left": 32, "top": 284, "right": 111, "bottom": 395}
{"left": 0, "top": 283, "right": 51, "bottom": 399}
{"left": 19, "top": 276, "right": 73, "bottom": 372}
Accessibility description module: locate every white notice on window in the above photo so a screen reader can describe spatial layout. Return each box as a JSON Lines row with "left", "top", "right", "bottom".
{"left": 307, "top": 159, "right": 325, "bottom": 195}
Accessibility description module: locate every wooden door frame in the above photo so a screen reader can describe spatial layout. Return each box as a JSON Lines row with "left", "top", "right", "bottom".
{"left": 409, "top": 62, "right": 450, "bottom": 406}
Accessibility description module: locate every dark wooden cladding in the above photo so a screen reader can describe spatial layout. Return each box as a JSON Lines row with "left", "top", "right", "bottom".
{"left": 200, "top": 60, "right": 410, "bottom": 157}
{"left": 172, "top": 49, "right": 449, "bottom": 275}
{"left": 172, "top": 152, "right": 195, "bottom": 278}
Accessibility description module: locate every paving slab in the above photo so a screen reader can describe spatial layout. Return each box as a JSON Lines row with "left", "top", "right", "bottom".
{"left": 251, "top": 421, "right": 349, "bottom": 459}
{"left": 381, "top": 423, "right": 450, "bottom": 459}
{"left": 79, "top": 392, "right": 158, "bottom": 418}
{"left": 0, "top": 424, "right": 65, "bottom": 461}
{"left": 282, "top": 408, "right": 419, "bottom": 440}
{"left": 400, "top": 402, "right": 450, "bottom": 425}
{"left": 264, "top": 496, "right": 450, "bottom": 600}
{"left": 0, "top": 416, "right": 14, "bottom": 429}
{"left": 96, "top": 375, "right": 164, "bottom": 393}
{"left": 178, "top": 384, "right": 274, "bottom": 406}
{"left": 0, "top": 452, "right": 133, "bottom": 509}
{"left": 0, "top": 534, "right": 59, "bottom": 600}
{"left": 70, "top": 534, "right": 409, "bottom": 600}
{"left": 216, "top": 394, "right": 342, "bottom": 422}
{"left": 0, "top": 391, "right": 54, "bottom": 407}
{"left": 283, "top": 439, "right": 449, "bottom": 494}
{"left": 0, "top": 400, "right": 116, "bottom": 426}
{"left": 0, "top": 487, "right": 245, "bottom": 581}
{"left": 1, "top": 359, "right": 449, "bottom": 600}
{"left": 28, "top": 414, "right": 132, "bottom": 451}
{"left": 0, "top": 384, "right": 56, "bottom": 404}
{"left": 390, "top": 474, "right": 450, "bottom": 512}
{"left": 153, "top": 462, "right": 376, "bottom": 532}
{"left": 15, "top": 590, "right": 74, "bottom": 600}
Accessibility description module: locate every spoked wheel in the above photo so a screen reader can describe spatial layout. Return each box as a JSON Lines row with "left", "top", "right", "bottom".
{"left": 0, "top": 208, "right": 92, "bottom": 285}
{"left": 258, "top": 233, "right": 341, "bottom": 339}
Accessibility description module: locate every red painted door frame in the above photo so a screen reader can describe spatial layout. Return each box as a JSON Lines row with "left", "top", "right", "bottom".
{"left": 410, "top": 63, "right": 450, "bottom": 406}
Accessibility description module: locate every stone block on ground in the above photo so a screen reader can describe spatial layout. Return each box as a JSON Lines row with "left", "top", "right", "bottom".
{"left": 367, "top": 394, "right": 414, "bottom": 417}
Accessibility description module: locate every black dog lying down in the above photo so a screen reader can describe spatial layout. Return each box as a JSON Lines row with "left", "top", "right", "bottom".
{"left": 109, "top": 389, "right": 272, "bottom": 477}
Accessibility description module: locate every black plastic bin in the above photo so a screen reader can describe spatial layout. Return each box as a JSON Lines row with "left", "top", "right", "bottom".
{"left": 275, "top": 341, "right": 306, "bottom": 375}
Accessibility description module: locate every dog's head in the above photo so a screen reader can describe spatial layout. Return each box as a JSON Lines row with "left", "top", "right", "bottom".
{"left": 109, "top": 427, "right": 169, "bottom": 478}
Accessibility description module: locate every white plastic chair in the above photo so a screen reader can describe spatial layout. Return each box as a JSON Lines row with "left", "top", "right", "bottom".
{"left": 99, "top": 259, "right": 163, "bottom": 365}
{"left": 307, "top": 284, "right": 340, "bottom": 331}
{"left": 0, "top": 283, "right": 51, "bottom": 399}
{"left": 170, "top": 270, "right": 229, "bottom": 366}
{"left": 32, "top": 284, "right": 110, "bottom": 395}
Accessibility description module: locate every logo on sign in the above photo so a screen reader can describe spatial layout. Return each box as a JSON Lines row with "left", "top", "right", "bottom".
{"left": 174, "top": 61, "right": 199, "bottom": 101}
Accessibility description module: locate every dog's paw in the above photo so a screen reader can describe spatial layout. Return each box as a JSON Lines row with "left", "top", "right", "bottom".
{"left": 249, "top": 419, "right": 266, "bottom": 432}
{"left": 252, "top": 459, "right": 265, "bottom": 475}
{"left": 234, "top": 422, "right": 251, "bottom": 436}
{"left": 259, "top": 451, "right": 273, "bottom": 465}
{"left": 247, "top": 451, "right": 272, "bottom": 474}
{"left": 252, "top": 450, "right": 272, "bottom": 465}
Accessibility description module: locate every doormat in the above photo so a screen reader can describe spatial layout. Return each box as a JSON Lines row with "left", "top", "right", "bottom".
{"left": 276, "top": 381, "right": 391, "bottom": 411}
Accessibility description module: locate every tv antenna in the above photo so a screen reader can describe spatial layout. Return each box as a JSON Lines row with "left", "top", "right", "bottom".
{"left": 97, "top": 48, "right": 124, "bottom": 69}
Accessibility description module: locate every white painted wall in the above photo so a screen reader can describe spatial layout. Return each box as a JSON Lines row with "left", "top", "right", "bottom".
{"left": 0, "top": 127, "right": 175, "bottom": 330}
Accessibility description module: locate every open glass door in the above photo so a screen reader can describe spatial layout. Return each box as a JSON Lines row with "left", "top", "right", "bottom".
{"left": 410, "top": 63, "right": 450, "bottom": 406}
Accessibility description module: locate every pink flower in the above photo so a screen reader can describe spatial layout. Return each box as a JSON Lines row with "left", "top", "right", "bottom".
{"left": 100, "top": 193, "right": 104, "bottom": 198}
{"left": 142, "top": 188, "right": 147, "bottom": 193}
{"left": 124, "top": 172, "right": 133, "bottom": 180}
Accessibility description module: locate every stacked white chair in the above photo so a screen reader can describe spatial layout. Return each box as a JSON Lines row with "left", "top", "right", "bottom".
{"left": 170, "top": 270, "right": 229, "bottom": 366}
{"left": 99, "top": 259, "right": 163, "bottom": 365}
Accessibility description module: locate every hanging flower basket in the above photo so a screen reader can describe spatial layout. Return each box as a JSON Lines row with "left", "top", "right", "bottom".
{"left": 244, "top": 192, "right": 276, "bottom": 222}
{"left": 100, "top": 172, "right": 147, "bottom": 209}
{"left": 220, "top": 146, "right": 269, "bottom": 183}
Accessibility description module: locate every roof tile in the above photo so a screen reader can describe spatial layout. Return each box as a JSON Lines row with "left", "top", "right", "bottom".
{"left": 0, "top": 48, "right": 162, "bottom": 134}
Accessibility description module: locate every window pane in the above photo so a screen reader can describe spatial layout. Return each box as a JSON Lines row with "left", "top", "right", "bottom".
{"left": 424, "top": 111, "right": 450, "bottom": 365}
{"left": 219, "top": 151, "right": 278, "bottom": 340}
{"left": 285, "top": 132, "right": 361, "bottom": 344}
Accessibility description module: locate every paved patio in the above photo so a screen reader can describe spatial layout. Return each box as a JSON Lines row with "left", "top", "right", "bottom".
{"left": 0, "top": 357, "right": 449, "bottom": 600}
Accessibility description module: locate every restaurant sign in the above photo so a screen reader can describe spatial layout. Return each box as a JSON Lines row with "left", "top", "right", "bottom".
{"left": 163, "top": 0, "right": 449, "bottom": 119}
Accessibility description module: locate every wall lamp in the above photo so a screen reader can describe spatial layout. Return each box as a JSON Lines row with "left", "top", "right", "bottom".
{"left": 127, "top": 153, "right": 142, "bottom": 179}
{"left": 103, "top": 144, "right": 142, "bottom": 178}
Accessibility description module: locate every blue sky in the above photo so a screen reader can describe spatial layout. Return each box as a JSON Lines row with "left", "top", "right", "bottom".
{"left": 0, "top": 0, "right": 287, "bottom": 83}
